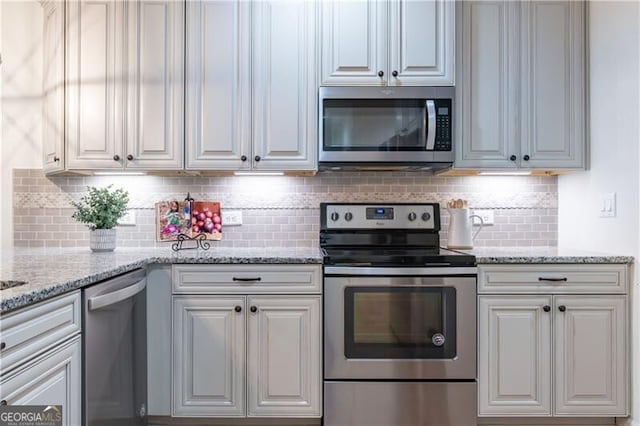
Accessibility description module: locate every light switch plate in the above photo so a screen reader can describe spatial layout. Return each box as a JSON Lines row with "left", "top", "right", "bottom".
{"left": 222, "top": 210, "right": 243, "bottom": 226}
{"left": 472, "top": 209, "right": 494, "bottom": 225}
{"left": 599, "top": 193, "right": 616, "bottom": 218}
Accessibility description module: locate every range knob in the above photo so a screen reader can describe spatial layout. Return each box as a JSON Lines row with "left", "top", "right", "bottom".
{"left": 344, "top": 212, "right": 353, "bottom": 221}
{"left": 408, "top": 212, "right": 417, "bottom": 221}
{"left": 422, "top": 212, "right": 431, "bottom": 221}
{"left": 330, "top": 212, "right": 339, "bottom": 221}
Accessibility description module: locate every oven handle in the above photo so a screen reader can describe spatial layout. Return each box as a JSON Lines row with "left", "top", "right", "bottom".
{"left": 323, "top": 266, "right": 477, "bottom": 276}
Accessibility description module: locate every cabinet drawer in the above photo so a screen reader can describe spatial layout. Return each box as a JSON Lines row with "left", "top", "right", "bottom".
{"left": 0, "top": 291, "right": 81, "bottom": 374}
{"left": 172, "top": 265, "right": 322, "bottom": 294}
{"left": 478, "top": 264, "right": 627, "bottom": 294}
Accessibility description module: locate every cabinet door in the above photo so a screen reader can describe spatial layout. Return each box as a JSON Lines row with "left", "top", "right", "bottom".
{"left": 126, "top": 0, "right": 184, "bottom": 170}
{"left": 519, "top": 1, "right": 585, "bottom": 169}
{"left": 252, "top": 0, "right": 317, "bottom": 171}
{"left": 320, "top": 0, "right": 387, "bottom": 86}
{"left": 66, "top": 0, "right": 125, "bottom": 169}
{"left": 478, "top": 296, "right": 552, "bottom": 416}
{"left": 389, "top": 0, "right": 454, "bottom": 86}
{"left": 0, "top": 336, "right": 81, "bottom": 426}
{"left": 247, "top": 296, "right": 321, "bottom": 417}
{"left": 172, "top": 296, "right": 246, "bottom": 417}
{"left": 554, "top": 296, "right": 627, "bottom": 416}
{"left": 455, "top": 0, "right": 519, "bottom": 169}
{"left": 42, "top": 1, "right": 65, "bottom": 174}
{"left": 185, "top": 0, "right": 251, "bottom": 170}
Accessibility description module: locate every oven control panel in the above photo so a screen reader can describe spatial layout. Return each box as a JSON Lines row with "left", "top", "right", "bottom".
{"left": 322, "top": 203, "right": 439, "bottom": 230}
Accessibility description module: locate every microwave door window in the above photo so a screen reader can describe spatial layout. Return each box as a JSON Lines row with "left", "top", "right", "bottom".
{"left": 323, "top": 99, "right": 425, "bottom": 151}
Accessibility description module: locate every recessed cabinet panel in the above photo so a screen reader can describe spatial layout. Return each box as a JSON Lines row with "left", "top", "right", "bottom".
{"left": 172, "top": 297, "right": 246, "bottom": 417}
{"left": 390, "top": 0, "right": 454, "bottom": 85}
{"left": 455, "top": 1, "right": 517, "bottom": 168}
{"left": 126, "top": 0, "right": 184, "bottom": 169}
{"left": 252, "top": 0, "right": 317, "bottom": 170}
{"left": 66, "top": 0, "right": 123, "bottom": 169}
{"left": 320, "top": 0, "right": 386, "bottom": 85}
{"left": 554, "top": 296, "right": 627, "bottom": 416}
{"left": 478, "top": 296, "right": 552, "bottom": 416}
{"left": 42, "top": 1, "right": 65, "bottom": 174}
{"left": 247, "top": 296, "right": 321, "bottom": 417}
{"left": 0, "top": 337, "right": 82, "bottom": 426}
{"left": 520, "top": 1, "right": 585, "bottom": 168}
{"left": 185, "top": 1, "right": 251, "bottom": 170}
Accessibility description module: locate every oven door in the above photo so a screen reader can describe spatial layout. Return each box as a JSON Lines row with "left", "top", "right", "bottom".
{"left": 324, "top": 267, "right": 476, "bottom": 380}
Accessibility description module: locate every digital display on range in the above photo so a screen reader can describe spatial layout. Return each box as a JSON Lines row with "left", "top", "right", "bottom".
{"left": 366, "top": 207, "right": 394, "bottom": 220}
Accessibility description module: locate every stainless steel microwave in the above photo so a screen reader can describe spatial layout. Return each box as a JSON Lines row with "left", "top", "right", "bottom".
{"left": 318, "top": 86, "right": 455, "bottom": 172}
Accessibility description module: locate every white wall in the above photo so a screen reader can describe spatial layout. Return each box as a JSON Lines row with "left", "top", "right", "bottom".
{"left": 558, "top": 1, "right": 640, "bottom": 424}
{"left": 0, "top": 0, "right": 44, "bottom": 255}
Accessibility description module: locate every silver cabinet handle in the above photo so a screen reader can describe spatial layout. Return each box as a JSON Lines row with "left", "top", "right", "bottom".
{"left": 88, "top": 279, "right": 146, "bottom": 311}
{"left": 425, "top": 100, "right": 436, "bottom": 150}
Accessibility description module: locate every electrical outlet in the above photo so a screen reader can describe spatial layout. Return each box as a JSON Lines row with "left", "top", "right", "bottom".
{"left": 118, "top": 210, "right": 136, "bottom": 226}
{"left": 599, "top": 193, "right": 616, "bottom": 218}
{"left": 222, "top": 210, "right": 243, "bottom": 226}
{"left": 472, "top": 209, "right": 494, "bottom": 225}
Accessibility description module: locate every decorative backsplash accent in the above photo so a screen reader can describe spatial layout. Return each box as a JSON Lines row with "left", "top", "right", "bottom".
{"left": 13, "top": 169, "right": 558, "bottom": 248}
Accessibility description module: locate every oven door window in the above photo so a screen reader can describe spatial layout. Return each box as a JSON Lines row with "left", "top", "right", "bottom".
{"left": 344, "top": 287, "right": 456, "bottom": 359}
{"left": 323, "top": 99, "right": 426, "bottom": 151}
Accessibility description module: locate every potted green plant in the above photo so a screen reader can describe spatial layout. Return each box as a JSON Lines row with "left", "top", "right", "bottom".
{"left": 71, "top": 185, "right": 130, "bottom": 252}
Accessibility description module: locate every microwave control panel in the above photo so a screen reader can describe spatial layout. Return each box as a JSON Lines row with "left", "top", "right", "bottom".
{"left": 434, "top": 99, "right": 452, "bottom": 151}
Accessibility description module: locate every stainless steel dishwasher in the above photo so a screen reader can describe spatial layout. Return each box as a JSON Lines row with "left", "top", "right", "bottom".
{"left": 83, "top": 268, "right": 147, "bottom": 426}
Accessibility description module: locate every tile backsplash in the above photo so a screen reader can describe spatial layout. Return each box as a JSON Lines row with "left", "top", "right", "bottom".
{"left": 13, "top": 169, "right": 557, "bottom": 248}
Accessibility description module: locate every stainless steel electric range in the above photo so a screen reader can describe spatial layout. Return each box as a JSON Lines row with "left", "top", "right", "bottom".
{"left": 321, "top": 202, "right": 478, "bottom": 426}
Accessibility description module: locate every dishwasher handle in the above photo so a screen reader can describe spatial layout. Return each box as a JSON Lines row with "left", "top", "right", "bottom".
{"left": 88, "top": 279, "right": 146, "bottom": 311}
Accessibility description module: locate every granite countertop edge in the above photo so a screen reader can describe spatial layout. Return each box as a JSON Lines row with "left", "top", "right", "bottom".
{"left": 2, "top": 248, "right": 635, "bottom": 314}
{"left": 1, "top": 254, "right": 323, "bottom": 314}
{"left": 474, "top": 255, "right": 634, "bottom": 264}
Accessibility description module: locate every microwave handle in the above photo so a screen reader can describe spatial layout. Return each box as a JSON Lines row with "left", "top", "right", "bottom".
{"left": 424, "top": 100, "right": 436, "bottom": 151}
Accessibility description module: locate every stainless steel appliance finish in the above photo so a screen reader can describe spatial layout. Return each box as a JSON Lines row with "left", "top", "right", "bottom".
{"left": 319, "top": 86, "right": 454, "bottom": 171}
{"left": 324, "top": 382, "right": 477, "bottom": 426}
{"left": 83, "top": 268, "right": 147, "bottom": 426}
{"left": 324, "top": 273, "right": 476, "bottom": 380}
{"left": 321, "top": 202, "right": 477, "bottom": 426}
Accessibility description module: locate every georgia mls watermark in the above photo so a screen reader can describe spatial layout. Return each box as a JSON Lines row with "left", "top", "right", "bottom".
{"left": 0, "top": 405, "right": 62, "bottom": 426}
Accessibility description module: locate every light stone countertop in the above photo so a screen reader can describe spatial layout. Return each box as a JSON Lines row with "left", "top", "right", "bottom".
{"left": 0, "top": 246, "right": 323, "bottom": 314}
{"left": 1, "top": 246, "right": 634, "bottom": 314}
{"left": 458, "top": 246, "right": 634, "bottom": 265}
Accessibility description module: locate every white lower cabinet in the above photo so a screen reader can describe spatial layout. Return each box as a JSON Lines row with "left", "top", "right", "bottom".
{"left": 172, "top": 294, "right": 321, "bottom": 418}
{"left": 0, "top": 336, "right": 82, "bottom": 426}
{"left": 478, "top": 265, "right": 628, "bottom": 418}
{"left": 478, "top": 296, "right": 552, "bottom": 416}
{"left": 247, "top": 296, "right": 321, "bottom": 417}
{"left": 172, "top": 296, "right": 246, "bottom": 417}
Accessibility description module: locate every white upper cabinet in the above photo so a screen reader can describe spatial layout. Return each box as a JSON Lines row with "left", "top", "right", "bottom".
{"left": 186, "top": 0, "right": 317, "bottom": 172}
{"left": 321, "top": 0, "right": 454, "bottom": 86}
{"left": 455, "top": 0, "right": 586, "bottom": 171}
{"left": 126, "top": 0, "right": 184, "bottom": 170}
{"left": 64, "top": 0, "right": 184, "bottom": 172}
{"left": 252, "top": 0, "right": 317, "bottom": 170}
{"left": 185, "top": 0, "right": 251, "bottom": 170}
{"left": 66, "top": 0, "right": 124, "bottom": 170}
{"left": 519, "top": 0, "right": 585, "bottom": 169}
{"left": 42, "top": 1, "right": 65, "bottom": 174}
{"left": 455, "top": 1, "right": 518, "bottom": 169}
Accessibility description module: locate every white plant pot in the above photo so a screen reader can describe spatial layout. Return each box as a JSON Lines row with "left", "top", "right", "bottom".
{"left": 90, "top": 229, "right": 116, "bottom": 252}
